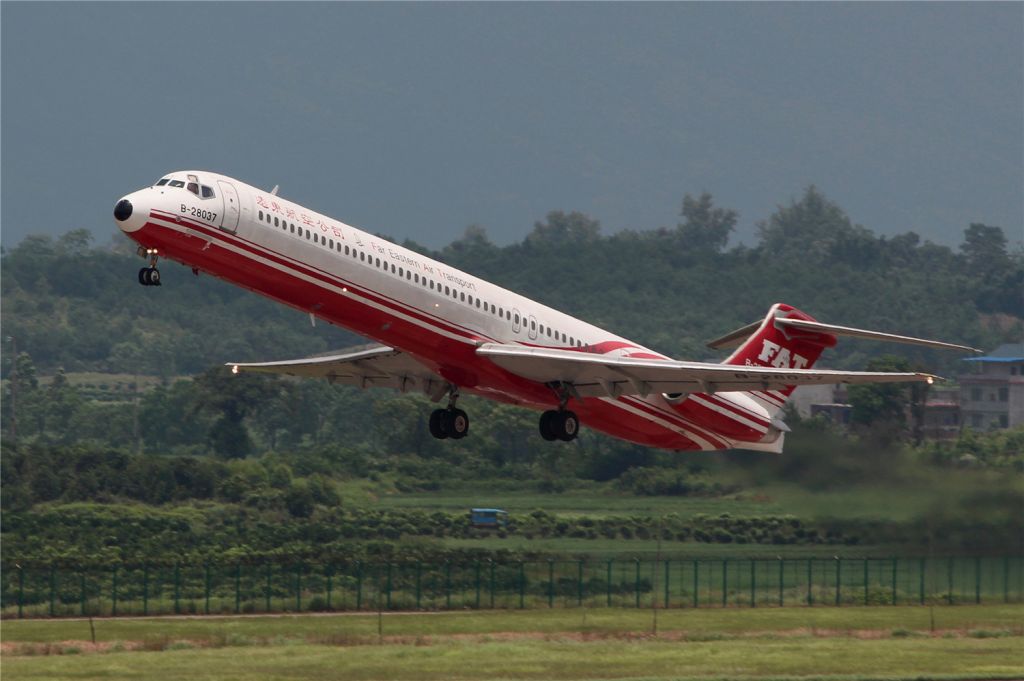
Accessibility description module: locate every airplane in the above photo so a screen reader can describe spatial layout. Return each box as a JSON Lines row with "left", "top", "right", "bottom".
{"left": 113, "top": 171, "right": 978, "bottom": 452}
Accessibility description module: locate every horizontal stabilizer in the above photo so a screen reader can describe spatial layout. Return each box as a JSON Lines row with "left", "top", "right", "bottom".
{"left": 773, "top": 318, "right": 982, "bottom": 353}
{"left": 707, "top": 314, "right": 979, "bottom": 353}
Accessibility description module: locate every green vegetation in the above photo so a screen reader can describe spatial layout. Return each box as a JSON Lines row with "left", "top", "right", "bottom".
{"left": 1, "top": 189, "right": 1021, "bottom": 614}
{"left": 4, "top": 607, "right": 1023, "bottom": 681}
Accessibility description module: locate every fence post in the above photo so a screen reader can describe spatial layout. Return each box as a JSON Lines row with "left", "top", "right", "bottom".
{"left": 634, "top": 559, "right": 641, "bottom": 609}
{"left": 296, "top": 564, "right": 303, "bottom": 612}
{"left": 80, "top": 570, "right": 86, "bottom": 616}
{"left": 265, "top": 563, "right": 272, "bottom": 613}
{"left": 722, "top": 559, "right": 728, "bottom": 608}
{"left": 807, "top": 558, "right": 813, "bottom": 606}
{"left": 751, "top": 560, "right": 756, "bottom": 608}
{"left": 778, "top": 558, "right": 784, "bottom": 607}
{"left": 326, "top": 565, "right": 333, "bottom": 611}
{"left": 606, "top": 560, "right": 612, "bottom": 607}
{"left": 235, "top": 564, "right": 241, "bottom": 614}
{"left": 1004, "top": 556, "right": 1010, "bottom": 604}
{"left": 356, "top": 562, "right": 363, "bottom": 611}
{"left": 415, "top": 562, "right": 422, "bottom": 610}
{"left": 49, "top": 565, "right": 56, "bottom": 617}
{"left": 578, "top": 560, "right": 584, "bottom": 607}
{"left": 490, "top": 561, "right": 496, "bottom": 609}
{"left": 891, "top": 558, "right": 898, "bottom": 605}
{"left": 17, "top": 566, "right": 24, "bottom": 619}
{"left": 474, "top": 561, "right": 481, "bottom": 610}
{"left": 519, "top": 562, "right": 525, "bottom": 610}
{"left": 205, "top": 564, "right": 211, "bottom": 615}
{"left": 143, "top": 564, "right": 149, "bottom": 616}
{"left": 975, "top": 556, "right": 981, "bottom": 605}
{"left": 919, "top": 558, "right": 926, "bottom": 606}
{"left": 693, "top": 560, "right": 699, "bottom": 609}
{"left": 445, "top": 562, "right": 452, "bottom": 610}
{"left": 664, "top": 559, "right": 671, "bottom": 609}
{"left": 835, "top": 558, "right": 841, "bottom": 607}
{"left": 112, "top": 566, "right": 118, "bottom": 617}
{"left": 864, "top": 559, "right": 869, "bottom": 606}
{"left": 174, "top": 564, "right": 181, "bottom": 615}
{"left": 947, "top": 557, "right": 954, "bottom": 605}
{"left": 549, "top": 560, "right": 556, "bottom": 609}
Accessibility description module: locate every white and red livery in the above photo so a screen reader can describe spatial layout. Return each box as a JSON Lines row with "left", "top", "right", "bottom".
{"left": 114, "top": 171, "right": 975, "bottom": 452}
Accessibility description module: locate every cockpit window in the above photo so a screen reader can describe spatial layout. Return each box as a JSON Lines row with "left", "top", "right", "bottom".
{"left": 156, "top": 179, "right": 170, "bottom": 186}
{"left": 201, "top": 185, "right": 215, "bottom": 199}
{"left": 168, "top": 180, "right": 185, "bottom": 188}
{"left": 186, "top": 182, "right": 199, "bottom": 196}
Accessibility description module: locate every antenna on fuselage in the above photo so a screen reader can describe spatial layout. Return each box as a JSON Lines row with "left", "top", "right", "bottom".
{"left": 270, "top": 185, "right": 279, "bottom": 196}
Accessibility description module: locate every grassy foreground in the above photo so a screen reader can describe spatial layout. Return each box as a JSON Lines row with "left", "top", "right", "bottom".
{"left": 3, "top": 606, "right": 1022, "bottom": 681}
{"left": 4, "top": 637, "right": 1024, "bottom": 681}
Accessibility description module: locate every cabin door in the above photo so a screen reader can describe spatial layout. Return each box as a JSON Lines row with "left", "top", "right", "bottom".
{"left": 217, "top": 181, "right": 240, "bottom": 233}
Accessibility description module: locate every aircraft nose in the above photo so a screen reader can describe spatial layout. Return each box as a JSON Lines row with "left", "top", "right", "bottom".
{"left": 114, "top": 198, "right": 133, "bottom": 222}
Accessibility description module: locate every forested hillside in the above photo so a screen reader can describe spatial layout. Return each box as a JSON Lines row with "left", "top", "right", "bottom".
{"left": 2, "top": 187, "right": 1021, "bottom": 566}
{"left": 3, "top": 187, "right": 1021, "bottom": 378}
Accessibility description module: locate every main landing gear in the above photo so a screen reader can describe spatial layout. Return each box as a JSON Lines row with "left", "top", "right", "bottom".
{"left": 428, "top": 387, "right": 469, "bottom": 440}
{"left": 539, "top": 409, "right": 579, "bottom": 442}
{"left": 538, "top": 382, "right": 580, "bottom": 442}
{"left": 138, "top": 248, "right": 161, "bottom": 286}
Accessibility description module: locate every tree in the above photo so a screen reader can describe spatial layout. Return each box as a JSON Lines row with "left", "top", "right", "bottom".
{"left": 677, "top": 192, "right": 737, "bottom": 253}
{"left": 756, "top": 186, "right": 860, "bottom": 262}
{"left": 193, "top": 368, "right": 280, "bottom": 458}
{"left": 847, "top": 356, "right": 923, "bottom": 445}
{"left": 525, "top": 211, "right": 601, "bottom": 247}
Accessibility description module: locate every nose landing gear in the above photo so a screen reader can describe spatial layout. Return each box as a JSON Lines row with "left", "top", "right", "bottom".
{"left": 137, "top": 248, "right": 161, "bottom": 286}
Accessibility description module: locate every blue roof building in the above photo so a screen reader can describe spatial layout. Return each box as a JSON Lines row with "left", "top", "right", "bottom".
{"left": 959, "top": 343, "right": 1024, "bottom": 430}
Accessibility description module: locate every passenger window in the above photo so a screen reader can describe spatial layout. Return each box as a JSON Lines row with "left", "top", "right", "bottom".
{"left": 201, "top": 185, "right": 215, "bottom": 199}
{"left": 476, "top": 299, "right": 481, "bottom": 308}
{"left": 168, "top": 180, "right": 185, "bottom": 188}
{"left": 530, "top": 320, "right": 536, "bottom": 331}
{"left": 360, "top": 251, "right": 365, "bottom": 261}
{"left": 391, "top": 264, "right": 396, "bottom": 274}
{"left": 329, "top": 239, "right": 334, "bottom": 249}
{"left": 460, "top": 292, "right": 466, "bottom": 302}
{"left": 444, "top": 286, "right": 450, "bottom": 295}
{"left": 187, "top": 182, "right": 199, "bottom": 196}
{"left": 345, "top": 245, "right": 349, "bottom": 255}
{"left": 156, "top": 179, "right": 170, "bottom": 186}
{"left": 290, "top": 224, "right": 295, "bottom": 234}
{"left": 539, "top": 325, "right": 545, "bottom": 335}
{"left": 337, "top": 243, "right": 342, "bottom": 252}
{"left": 305, "top": 230, "right": 310, "bottom": 239}
{"left": 468, "top": 295, "right": 473, "bottom": 305}
{"left": 274, "top": 217, "right": 279, "bottom": 227}
{"left": 258, "top": 210, "right": 264, "bottom": 221}
{"left": 398, "top": 267, "right": 404, "bottom": 277}
{"left": 414, "top": 274, "right": 419, "bottom": 283}
{"left": 406, "top": 271, "right": 411, "bottom": 280}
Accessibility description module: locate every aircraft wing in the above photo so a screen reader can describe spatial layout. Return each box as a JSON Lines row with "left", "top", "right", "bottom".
{"left": 477, "top": 344, "right": 937, "bottom": 398}
{"left": 227, "top": 344, "right": 448, "bottom": 397}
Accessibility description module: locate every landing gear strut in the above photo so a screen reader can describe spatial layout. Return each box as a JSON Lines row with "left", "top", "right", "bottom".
{"left": 138, "top": 248, "right": 161, "bottom": 286}
{"left": 428, "top": 387, "right": 469, "bottom": 440}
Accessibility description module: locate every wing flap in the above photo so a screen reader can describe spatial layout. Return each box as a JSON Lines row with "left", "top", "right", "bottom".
{"left": 477, "top": 343, "right": 937, "bottom": 398}
{"left": 228, "top": 344, "right": 444, "bottom": 394}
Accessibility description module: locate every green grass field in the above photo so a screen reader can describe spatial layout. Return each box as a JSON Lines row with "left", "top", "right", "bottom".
{"left": 3, "top": 606, "right": 1022, "bottom": 680}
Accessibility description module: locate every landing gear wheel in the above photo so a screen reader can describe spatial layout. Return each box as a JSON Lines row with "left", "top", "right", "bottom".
{"left": 539, "top": 410, "right": 559, "bottom": 441}
{"left": 448, "top": 408, "right": 469, "bottom": 439}
{"left": 429, "top": 409, "right": 449, "bottom": 439}
{"left": 138, "top": 267, "right": 161, "bottom": 286}
{"left": 539, "top": 410, "right": 579, "bottom": 442}
{"left": 428, "top": 407, "right": 469, "bottom": 440}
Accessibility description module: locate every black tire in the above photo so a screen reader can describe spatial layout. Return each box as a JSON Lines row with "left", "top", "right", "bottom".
{"left": 428, "top": 409, "right": 449, "bottom": 439}
{"left": 557, "top": 410, "right": 579, "bottom": 441}
{"left": 138, "top": 268, "right": 150, "bottom": 286}
{"left": 448, "top": 408, "right": 469, "bottom": 439}
{"left": 538, "top": 410, "right": 559, "bottom": 441}
{"left": 149, "top": 268, "right": 161, "bottom": 286}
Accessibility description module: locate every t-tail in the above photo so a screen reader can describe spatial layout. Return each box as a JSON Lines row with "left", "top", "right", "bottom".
{"left": 707, "top": 302, "right": 980, "bottom": 418}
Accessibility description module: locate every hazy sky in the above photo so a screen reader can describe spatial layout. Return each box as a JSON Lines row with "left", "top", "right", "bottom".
{"left": 2, "top": 2, "right": 1021, "bottom": 250}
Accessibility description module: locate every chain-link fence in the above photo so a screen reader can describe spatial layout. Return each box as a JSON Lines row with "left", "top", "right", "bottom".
{"left": 3, "top": 556, "right": 1020, "bottom": 618}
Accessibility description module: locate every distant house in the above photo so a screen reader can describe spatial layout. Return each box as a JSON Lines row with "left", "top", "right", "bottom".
{"left": 959, "top": 343, "right": 1024, "bottom": 430}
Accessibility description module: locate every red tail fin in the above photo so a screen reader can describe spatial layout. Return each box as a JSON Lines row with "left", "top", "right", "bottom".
{"left": 723, "top": 303, "right": 837, "bottom": 400}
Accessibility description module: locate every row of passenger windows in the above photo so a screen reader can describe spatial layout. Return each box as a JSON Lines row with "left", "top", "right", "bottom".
{"left": 257, "top": 209, "right": 584, "bottom": 347}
